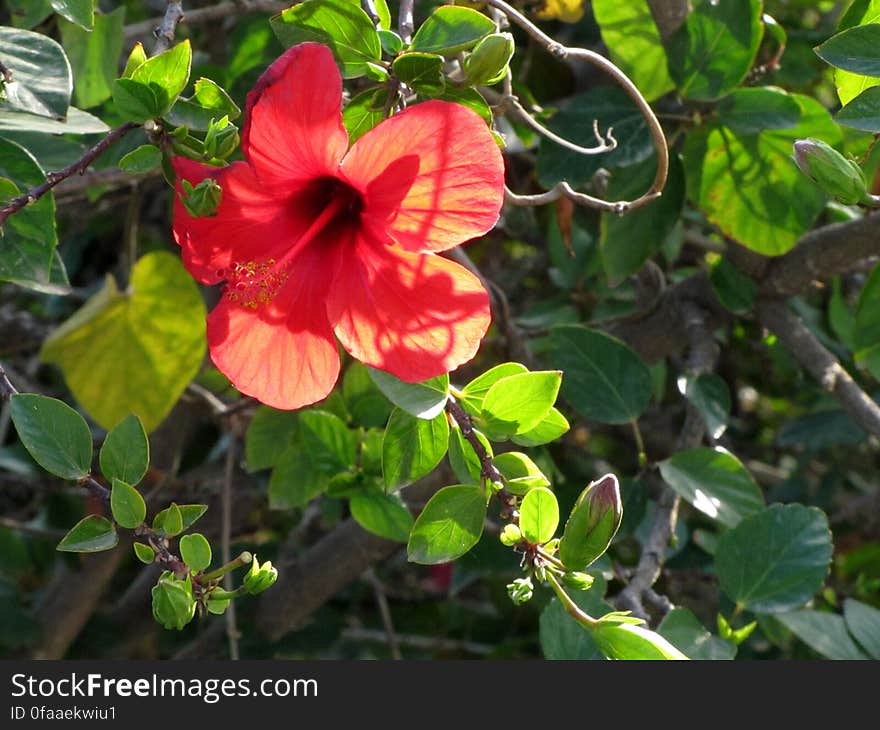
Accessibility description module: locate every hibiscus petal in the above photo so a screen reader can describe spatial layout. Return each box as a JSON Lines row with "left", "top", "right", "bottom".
{"left": 328, "top": 238, "right": 491, "bottom": 381}
{"left": 207, "top": 245, "right": 342, "bottom": 410}
{"left": 242, "top": 42, "right": 349, "bottom": 189}
{"left": 172, "top": 157, "right": 312, "bottom": 285}
{"left": 341, "top": 100, "right": 505, "bottom": 253}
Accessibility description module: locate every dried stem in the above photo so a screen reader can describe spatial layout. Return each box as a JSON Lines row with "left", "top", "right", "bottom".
{"left": 153, "top": 1, "right": 185, "bottom": 56}
{"left": 125, "top": 1, "right": 286, "bottom": 41}
{"left": 0, "top": 123, "right": 139, "bottom": 228}
{"left": 364, "top": 568, "right": 402, "bottom": 660}
{"left": 222, "top": 434, "right": 241, "bottom": 660}
{"left": 399, "top": 0, "right": 415, "bottom": 43}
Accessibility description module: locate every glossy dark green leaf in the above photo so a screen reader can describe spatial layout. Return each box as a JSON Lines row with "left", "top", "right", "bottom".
{"left": 382, "top": 408, "right": 449, "bottom": 492}
{"left": 815, "top": 24, "right": 880, "bottom": 76}
{"left": 0, "top": 26, "right": 71, "bottom": 119}
{"left": 111, "top": 77, "right": 162, "bottom": 122}
{"left": 179, "top": 533, "right": 212, "bottom": 572}
{"left": 709, "top": 257, "right": 757, "bottom": 314}
{"left": 10, "top": 394, "right": 92, "bottom": 480}
{"left": 537, "top": 86, "right": 653, "bottom": 189}
{"left": 550, "top": 325, "right": 652, "bottom": 424}
{"left": 684, "top": 92, "right": 841, "bottom": 255}
{"left": 519, "top": 487, "right": 559, "bottom": 544}
{"left": 844, "top": 598, "right": 880, "bottom": 659}
{"left": 342, "top": 89, "right": 386, "bottom": 144}
{"left": 854, "top": 262, "right": 880, "bottom": 379}
{"left": 110, "top": 478, "right": 146, "bottom": 529}
{"left": 271, "top": 0, "right": 381, "bottom": 79}
{"left": 244, "top": 406, "right": 299, "bottom": 472}
{"left": 6, "top": 0, "right": 53, "bottom": 29}
{"left": 342, "top": 362, "right": 392, "bottom": 428}
{"left": 57, "top": 515, "right": 118, "bottom": 553}
{"left": 113, "top": 40, "right": 191, "bottom": 120}
{"left": 59, "top": 7, "right": 124, "bottom": 108}
{"left": 777, "top": 409, "right": 865, "bottom": 450}
{"left": 0, "top": 106, "right": 107, "bottom": 135}
{"left": 777, "top": 610, "right": 868, "bottom": 660}
{"left": 682, "top": 373, "right": 731, "bottom": 439}
{"left": 350, "top": 491, "right": 413, "bottom": 542}
{"left": 430, "top": 86, "right": 493, "bottom": 124}
{"left": 50, "top": 0, "right": 94, "bottom": 29}
{"left": 480, "top": 371, "right": 561, "bottom": 440}
{"left": 410, "top": 5, "right": 494, "bottom": 55}
{"left": 832, "top": 1, "right": 880, "bottom": 104}
{"left": 667, "top": 0, "right": 763, "bottom": 101}
{"left": 716, "top": 87, "right": 801, "bottom": 133}
{"left": 658, "top": 607, "right": 736, "bottom": 660}
{"left": 100, "top": 414, "right": 149, "bottom": 485}
{"left": 836, "top": 86, "right": 880, "bottom": 131}
{"left": 600, "top": 154, "right": 685, "bottom": 285}
{"left": 392, "top": 53, "right": 445, "bottom": 95}
{"left": 368, "top": 368, "right": 449, "bottom": 419}
{"left": 659, "top": 447, "right": 763, "bottom": 528}
{"left": 407, "top": 485, "right": 486, "bottom": 564}
{"left": 716, "top": 504, "right": 833, "bottom": 613}
{"left": 118, "top": 145, "right": 161, "bottom": 174}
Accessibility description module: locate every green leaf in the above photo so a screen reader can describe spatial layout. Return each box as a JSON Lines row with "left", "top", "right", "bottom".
{"left": 342, "top": 362, "right": 392, "bottom": 428}
{"left": 244, "top": 406, "right": 299, "bottom": 472}
{"left": 837, "top": 86, "right": 880, "bottom": 132}
{"left": 0, "top": 137, "right": 64, "bottom": 294}
{"left": 57, "top": 515, "right": 118, "bottom": 553}
{"left": 430, "top": 86, "right": 493, "bottom": 125}
{"left": 844, "top": 598, "right": 880, "bottom": 659}
{"left": 179, "top": 533, "right": 212, "bottom": 572}
{"left": 776, "top": 610, "right": 869, "bottom": 660}
{"left": 410, "top": 5, "right": 495, "bottom": 55}
{"left": 709, "top": 257, "right": 757, "bottom": 314}
{"left": 777, "top": 409, "right": 865, "bottom": 451}
{"left": 177, "top": 505, "right": 208, "bottom": 532}
{"left": 368, "top": 368, "right": 449, "bottom": 419}
{"left": 658, "top": 608, "right": 736, "bottom": 660}
{"left": 510, "top": 408, "right": 570, "bottom": 447}
{"left": 815, "top": 24, "right": 880, "bottom": 77}
{"left": 0, "top": 106, "right": 107, "bottom": 135}
{"left": 165, "top": 78, "right": 241, "bottom": 132}
{"left": 50, "top": 0, "right": 94, "bottom": 29}
{"left": 549, "top": 325, "right": 652, "bottom": 424}
{"left": 129, "top": 40, "right": 192, "bottom": 116}
{"left": 0, "top": 26, "right": 71, "bottom": 119}
{"left": 591, "top": 620, "right": 689, "bottom": 660}
{"left": 112, "top": 78, "right": 162, "bottom": 122}
{"left": 100, "top": 414, "right": 150, "bottom": 486}
{"left": 154, "top": 502, "right": 183, "bottom": 537}
{"left": 537, "top": 86, "right": 653, "bottom": 189}
{"left": 480, "top": 371, "right": 562, "bottom": 440}
{"left": 459, "top": 362, "right": 528, "bottom": 415}
{"left": 407, "top": 485, "right": 487, "bottom": 564}
{"left": 392, "top": 53, "right": 445, "bottom": 95}
{"left": 110, "top": 478, "right": 146, "bottom": 529}
{"left": 269, "top": 411, "right": 355, "bottom": 509}
{"left": 519, "top": 487, "right": 559, "bottom": 545}
{"left": 832, "top": 1, "right": 880, "bottom": 105}
{"left": 59, "top": 7, "right": 124, "bottom": 108}
{"left": 10, "top": 394, "right": 92, "bottom": 480}
{"left": 447, "top": 425, "right": 491, "bottom": 485}
{"left": 592, "top": 0, "right": 674, "bottom": 102}
{"left": 854, "top": 263, "right": 880, "bottom": 379}
{"left": 349, "top": 491, "right": 414, "bottom": 542}
{"left": 684, "top": 91, "right": 841, "bottom": 256}
{"left": 540, "top": 575, "right": 612, "bottom": 660}
{"left": 658, "top": 447, "right": 764, "bottom": 529}
{"left": 493, "top": 451, "right": 550, "bottom": 495}
{"left": 6, "top": 0, "right": 53, "bottom": 29}
{"left": 41, "top": 252, "right": 207, "bottom": 434}
{"left": 133, "top": 542, "right": 155, "bottom": 564}
{"left": 118, "top": 145, "right": 161, "bottom": 174}
{"left": 600, "top": 154, "right": 685, "bottom": 285}
{"left": 716, "top": 87, "right": 802, "bottom": 133}
{"left": 667, "top": 0, "right": 763, "bottom": 101}
{"left": 271, "top": 0, "right": 382, "bottom": 79}
{"left": 342, "top": 89, "right": 386, "bottom": 144}
{"left": 382, "top": 408, "right": 449, "bottom": 492}
{"left": 682, "top": 373, "right": 731, "bottom": 440}
{"left": 715, "top": 504, "right": 833, "bottom": 614}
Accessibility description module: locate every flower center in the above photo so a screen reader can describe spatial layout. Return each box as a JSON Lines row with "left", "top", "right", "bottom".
{"left": 223, "top": 177, "right": 363, "bottom": 309}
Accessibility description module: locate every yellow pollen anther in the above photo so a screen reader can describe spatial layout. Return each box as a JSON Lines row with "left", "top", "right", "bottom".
{"left": 225, "top": 258, "right": 288, "bottom": 309}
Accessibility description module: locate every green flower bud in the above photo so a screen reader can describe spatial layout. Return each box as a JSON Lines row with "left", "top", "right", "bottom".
{"left": 243, "top": 555, "right": 278, "bottom": 595}
{"left": 204, "top": 116, "right": 240, "bottom": 160}
{"left": 558, "top": 474, "right": 623, "bottom": 571}
{"left": 151, "top": 571, "right": 196, "bottom": 630}
{"left": 562, "top": 571, "right": 595, "bottom": 591}
{"left": 499, "top": 523, "right": 522, "bottom": 547}
{"left": 464, "top": 33, "right": 515, "bottom": 86}
{"left": 506, "top": 576, "right": 534, "bottom": 605}
{"left": 792, "top": 138, "right": 868, "bottom": 205}
{"left": 179, "top": 178, "right": 222, "bottom": 218}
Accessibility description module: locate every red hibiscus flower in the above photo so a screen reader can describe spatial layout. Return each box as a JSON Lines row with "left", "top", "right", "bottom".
{"left": 172, "top": 42, "right": 504, "bottom": 410}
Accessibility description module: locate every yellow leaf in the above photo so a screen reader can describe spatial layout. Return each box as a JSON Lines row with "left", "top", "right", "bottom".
{"left": 536, "top": 0, "right": 586, "bottom": 23}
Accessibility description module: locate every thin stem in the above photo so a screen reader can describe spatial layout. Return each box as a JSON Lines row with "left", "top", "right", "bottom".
{"left": 201, "top": 551, "right": 253, "bottom": 583}
{"left": 399, "top": 0, "right": 415, "bottom": 43}
{"left": 0, "top": 362, "right": 18, "bottom": 400}
{"left": 0, "top": 123, "right": 140, "bottom": 228}
{"left": 536, "top": 546, "right": 566, "bottom": 571}
{"left": 630, "top": 419, "right": 647, "bottom": 468}
{"left": 153, "top": 1, "right": 185, "bottom": 56}
{"left": 546, "top": 571, "right": 598, "bottom": 629}
{"left": 361, "top": 0, "right": 382, "bottom": 29}
{"left": 208, "top": 587, "right": 247, "bottom": 601}
{"left": 365, "top": 568, "right": 402, "bottom": 660}
{"left": 222, "top": 435, "right": 240, "bottom": 660}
